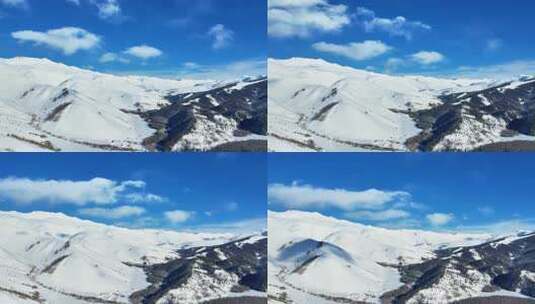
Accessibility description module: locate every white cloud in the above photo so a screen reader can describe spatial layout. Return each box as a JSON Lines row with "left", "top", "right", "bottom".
{"left": 113, "top": 58, "right": 266, "bottom": 81}
{"left": 454, "top": 60, "right": 535, "bottom": 79}
{"left": 125, "top": 193, "right": 166, "bottom": 203}
{"left": 67, "top": 0, "right": 122, "bottom": 20}
{"left": 346, "top": 209, "right": 410, "bottom": 222}
{"left": 208, "top": 24, "right": 234, "bottom": 50}
{"left": 189, "top": 217, "right": 266, "bottom": 234}
{"left": 380, "top": 218, "right": 423, "bottom": 229}
{"left": 183, "top": 62, "right": 200, "bottom": 69}
{"left": 268, "top": 183, "right": 410, "bottom": 210}
{"left": 12, "top": 27, "right": 101, "bottom": 55}
{"left": 114, "top": 216, "right": 161, "bottom": 229}
{"left": 165, "top": 210, "right": 194, "bottom": 224}
{"left": 385, "top": 57, "right": 406, "bottom": 73}
{"left": 486, "top": 38, "right": 503, "bottom": 52}
{"left": 268, "top": 0, "right": 350, "bottom": 38}
{"left": 177, "top": 58, "right": 266, "bottom": 80}
{"left": 1, "top": 0, "right": 27, "bottom": 8}
{"left": 312, "top": 40, "right": 391, "bottom": 61}
{"left": 356, "top": 7, "right": 431, "bottom": 40}
{"left": 392, "top": 200, "right": 427, "bottom": 210}
{"left": 411, "top": 51, "right": 445, "bottom": 65}
{"left": 99, "top": 53, "right": 116, "bottom": 63}
{"left": 426, "top": 213, "right": 455, "bottom": 226}
{"left": 124, "top": 45, "right": 163, "bottom": 59}
{"left": 79, "top": 206, "right": 146, "bottom": 219}
{"left": 456, "top": 219, "right": 535, "bottom": 234}
{"left": 0, "top": 177, "right": 143, "bottom": 205}
{"left": 99, "top": 52, "right": 129, "bottom": 64}
{"left": 89, "top": 0, "right": 121, "bottom": 19}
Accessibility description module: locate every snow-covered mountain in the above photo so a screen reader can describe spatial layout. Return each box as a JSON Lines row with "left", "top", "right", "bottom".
{"left": 268, "top": 58, "right": 535, "bottom": 152}
{"left": 0, "top": 211, "right": 267, "bottom": 304}
{"left": 268, "top": 210, "right": 535, "bottom": 304}
{"left": 0, "top": 57, "right": 267, "bottom": 152}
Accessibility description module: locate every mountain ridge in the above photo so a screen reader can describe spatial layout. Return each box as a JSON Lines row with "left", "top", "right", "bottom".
{"left": 268, "top": 210, "right": 535, "bottom": 304}
{"left": 268, "top": 57, "right": 535, "bottom": 152}
{"left": 0, "top": 57, "right": 267, "bottom": 152}
{"left": 0, "top": 210, "right": 267, "bottom": 304}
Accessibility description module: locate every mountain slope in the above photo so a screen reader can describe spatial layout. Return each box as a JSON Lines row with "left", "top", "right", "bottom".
{"left": 0, "top": 211, "right": 267, "bottom": 304}
{"left": 0, "top": 57, "right": 266, "bottom": 152}
{"left": 268, "top": 58, "right": 535, "bottom": 152}
{"left": 268, "top": 210, "right": 535, "bottom": 304}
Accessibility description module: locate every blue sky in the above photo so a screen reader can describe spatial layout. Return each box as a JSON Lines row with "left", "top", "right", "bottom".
{"left": 268, "top": 153, "right": 535, "bottom": 233}
{"left": 0, "top": 153, "right": 266, "bottom": 233}
{"left": 269, "top": 0, "right": 535, "bottom": 78}
{"left": 0, "top": 0, "right": 266, "bottom": 79}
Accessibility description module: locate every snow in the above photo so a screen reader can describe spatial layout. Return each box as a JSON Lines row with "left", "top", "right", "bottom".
{"left": 433, "top": 113, "right": 508, "bottom": 151}
{"left": 503, "top": 77, "right": 535, "bottom": 90}
{"left": 226, "top": 77, "right": 266, "bottom": 92}
{"left": 407, "top": 261, "right": 492, "bottom": 304}
{"left": 479, "top": 289, "right": 533, "bottom": 299}
{"left": 268, "top": 210, "right": 491, "bottom": 303}
{"left": 172, "top": 113, "right": 238, "bottom": 151}
{"left": 156, "top": 265, "right": 239, "bottom": 304}
{"left": 521, "top": 270, "right": 535, "bottom": 282}
{"left": 0, "top": 57, "right": 249, "bottom": 152}
{"left": 268, "top": 57, "right": 494, "bottom": 152}
{"left": 0, "top": 293, "right": 37, "bottom": 304}
{"left": 470, "top": 248, "right": 482, "bottom": 261}
{"left": 214, "top": 248, "right": 227, "bottom": 260}
{"left": 478, "top": 94, "right": 491, "bottom": 106}
{"left": 0, "top": 210, "right": 240, "bottom": 304}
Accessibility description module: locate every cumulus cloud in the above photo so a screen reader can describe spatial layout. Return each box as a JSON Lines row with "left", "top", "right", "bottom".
{"left": 268, "top": 0, "right": 350, "bottom": 38}
{"left": 189, "top": 217, "right": 266, "bottom": 234}
{"left": 346, "top": 209, "right": 410, "bottom": 222}
{"left": 11, "top": 27, "right": 101, "bottom": 55}
{"left": 182, "top": 62, "right": 200, "bottom": 69}
{"left": 124, "top": 45, "right": 163, "bottom": 59}
{"left": 208, "top": 24, "right": 234, "bottom": 50}
{"left": 89, "top": 0, "right": 121, "bottom": 19}
{"left": 426, "top": 213, "right": 455, "bottom": 226}
{"left": 0, "top": 177, "right": 144, "bottom": 205}
{"left": 312, "top": 40, "right": 391, "bottom": 61}
{"left": 457, "top": 219, "right": 535, "bottom": 234}
{"left": 79, "top": 206, "right": 146, "bottom": 219}
{"left": 356, "top": 7, "right": 431, "bottom": 40}
{"left": 453, "top": 60, "right": 535, "bottom": 79}
{"left": 410, "top": 51, "right": 445, "bottom": 65}
{"left": 66, "top": 0, "right": 122, "bottom": 20}
{"left": 99, "top": 52, "right": 129, "bottom": 63}
{"left": 268, "top": 183, "right": 410, "bottom": 210}
{"left": 115, "top": 58, "right": 266, "bottom": 81}
{"left": 165, "top": 210, "right": 194, "bottom": 224}
{"left": 384, "top": 57, "right": 406, "bottom": 73}
{"left": 125, "top": 193, "right": 166, "bottom": 203}
{"left": 176, "top": 58, "right": 266, "bottom": 80}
